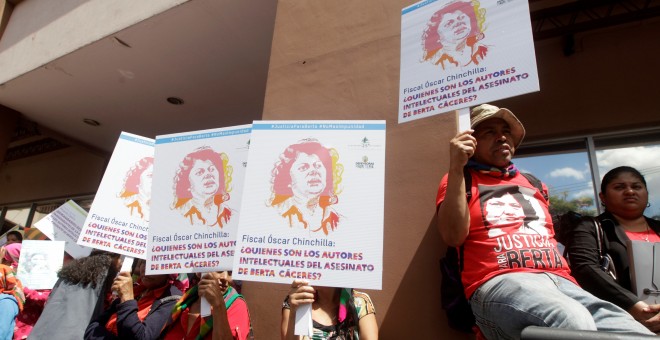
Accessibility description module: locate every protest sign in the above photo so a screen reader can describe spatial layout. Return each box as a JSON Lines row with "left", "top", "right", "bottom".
{"left": 16, "top": 240, "right": 65, "bottom": 289}
{"left": 399, "top": 0, "right": 538, "bottom": 123}
{"left": 147, "top": 125, "right": 251, "bottom": 274}
{"left": 34, "top": 200, "right": 91, "bottom": 259}
{"left": 233, "top": 121, "right": 385, "bottom": 290}
{"left": 77, "top": 132, "right": 154, "bottom": 259}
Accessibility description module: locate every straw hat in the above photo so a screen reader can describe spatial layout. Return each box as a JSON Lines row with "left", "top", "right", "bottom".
{"left": 470, "top": 104, "right": 526, "bottom": 148}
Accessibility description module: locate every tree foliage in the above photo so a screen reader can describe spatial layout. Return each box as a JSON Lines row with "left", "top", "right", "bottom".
{"left": 548, "top": 194, "right": 596, "bottom": 217}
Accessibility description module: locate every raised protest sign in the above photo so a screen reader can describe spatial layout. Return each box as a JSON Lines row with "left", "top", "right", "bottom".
{"left": 16, "top": 240, "right": 65, "bottom": 289}
{"left": 34, "top": 200, "right": 91, "bottom": 259}
{"left": 77, "top": 132, "right": 154, "bottom": 259}
{"left": 399, "top": 0, "right": 538, "bottom": 123}
{"left": 233, "top": 121, "right": 385, "bottom": 290}
{"left": 147, "top": 125, "right": 251, "bottom": 274}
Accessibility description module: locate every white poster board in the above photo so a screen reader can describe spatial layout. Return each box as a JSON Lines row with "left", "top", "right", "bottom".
{"left": 16, "top": 240, "right": 65, "bottom": 289}
{"left": 399, "top": 0, "right": 539, "bottom": 123}
{"left": 34, "top": 200, "right": 92, "bottom": 259}
{"left": 77, "top": 132, "right": 154, "bottom": 259}
{"left": 627, "top": 240, "right": 660, "bottom": 304}
{"left": 147, "top": 125, "right": 251, "bottom": 274}
{"left": 233, "top": 121, "right": 385, "bottom": 290}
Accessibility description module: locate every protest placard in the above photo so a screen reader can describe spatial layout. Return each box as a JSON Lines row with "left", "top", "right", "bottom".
{"left": 77, "top": 132, "right": 154, "bottom": 259}
{"left": 147, "top": 125, "right": 251, "bottom": 274}
{"left": 399, "top": 0, "right": 539, "bottom": 123}
{"left": 233, "top": 121, "right": 385, "bottom": 290}
{"left": 34, "top": 200, "right": 91, "bottom": 259}
{"left": 16, "top": 240, "right": 65, "bottom": 289}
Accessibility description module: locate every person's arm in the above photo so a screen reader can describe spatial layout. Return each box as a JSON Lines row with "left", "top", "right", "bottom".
{"left": 281, "top": 280, "right": 315, "bottom": 340}
{"left": 357, "top": 313, "right": 378, "bottom": 340}
{"left": 436, "top": 130, "right": 475, "bottom": 246}
{"left": 566, "top": 218, "right": 639, "bottom": 310}
{"left": 84, "top": 299, "right": 119, "bottom": 340}
{"left": 198, "top": 273, "right": 234, "bottom": 340}
{"left": 114, "top": 292, "right": 178, "bottom": 340}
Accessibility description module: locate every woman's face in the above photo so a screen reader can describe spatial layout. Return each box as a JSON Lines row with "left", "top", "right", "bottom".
{"left": 189, "top": 159, "right": 220, "bottom": 198}
{"left": 437, "top": 10, "right": 471, "bottom": 44}
{"left": 289, "top": 152, "right": 327, "bottom": 198}
{"left": 600, "top": 172, "right": 648, "bottom": 218}
{"left": 6, "top": 234, "right": 19, "bottom": 245}
{"left": 138, "top": 164, "right": 154, "bottom": 198}
{"left": 484, "top": 193, "right": 525, "bottom": 226}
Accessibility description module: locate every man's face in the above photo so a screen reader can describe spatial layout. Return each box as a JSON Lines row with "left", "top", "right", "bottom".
{"left": 472, "top": 118, "right": 515, "bottom": 168}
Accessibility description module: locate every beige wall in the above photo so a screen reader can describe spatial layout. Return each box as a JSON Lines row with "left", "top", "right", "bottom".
{"left": 243, "top": 1, "right": 660, "bottom": 339}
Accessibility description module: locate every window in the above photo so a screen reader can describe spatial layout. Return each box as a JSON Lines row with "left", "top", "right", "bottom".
{"left": 513, "top": 127, "right": 660, "bottom": 218}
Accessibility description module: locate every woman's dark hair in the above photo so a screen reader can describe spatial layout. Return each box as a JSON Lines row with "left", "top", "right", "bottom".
{"left": 335, "top": 288, "right": 359, "bottom": 338}
{"left": 6, "top": 230, "right": 22, "bottom": 242}
{"left": 601, "top": 166, "right": 647, "bottom": 194}
{"left": 57, "top": 249, "right": 120, "bottom": 290}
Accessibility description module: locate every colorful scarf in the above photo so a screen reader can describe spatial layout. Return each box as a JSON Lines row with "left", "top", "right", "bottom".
{"left": 0, "top": 264, "right": 25, "bottom": 312}
{"left": 337, "top": 288, "right": 352, "bottom": 323}
{"left": 167, "top": 285, "right": 242, "bottom": 340}
{"left": 466, "top": 159, "right": 518, "bottom": 178}
{"left": 3, "top": 243, "right": 21, "bottom": 269}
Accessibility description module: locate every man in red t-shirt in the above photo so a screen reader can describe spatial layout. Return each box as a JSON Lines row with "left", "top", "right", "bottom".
{"left": 436, "top": 104, "right": 652, "bottom": 339}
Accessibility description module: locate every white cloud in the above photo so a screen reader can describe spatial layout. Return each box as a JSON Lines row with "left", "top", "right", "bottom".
{"left": 549, "top": 167, "right": 585, "bottom": 180}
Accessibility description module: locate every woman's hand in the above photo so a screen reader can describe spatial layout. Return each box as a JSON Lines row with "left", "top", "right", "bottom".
{"left": 111, "top": 272, "right": 134, "bottom": 303}
{"left": 287, "top": 279, "right": 315, "bottom": 311}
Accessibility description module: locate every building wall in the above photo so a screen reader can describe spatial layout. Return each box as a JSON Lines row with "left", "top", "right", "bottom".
{"left": 0, "top": 146, "right": 106, "bottom": 205}
{"left": 244, "top": 1, "right": 660, "bottom": 339}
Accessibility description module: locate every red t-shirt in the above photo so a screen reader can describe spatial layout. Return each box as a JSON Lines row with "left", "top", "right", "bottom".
{"left": 436, "top": 170, "right": 576, "bottom": 298}
{"left": 163, "top": 298, "right": 250, "bottom": 340}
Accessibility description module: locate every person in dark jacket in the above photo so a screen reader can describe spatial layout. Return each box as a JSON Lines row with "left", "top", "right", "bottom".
{"left": 84, "top": 259, "right": 181, "bottom": 340}
{"left": 566, "top": 166, "right": 660, "bottom": 332}
{"left": 29, "top": 250, "right": 120, "bottom": 340}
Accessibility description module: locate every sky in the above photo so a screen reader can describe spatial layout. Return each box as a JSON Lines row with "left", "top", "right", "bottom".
{"left": 514, "top": 145, "right": 660, "bottom": 218}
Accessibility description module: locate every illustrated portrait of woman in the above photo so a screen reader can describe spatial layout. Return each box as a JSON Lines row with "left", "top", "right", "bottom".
{"left": 422, "top": 0, "right": 488, "bottom": 70}
{"left": 119, "top": 157, "right": 154, "bottom": 221}
{"left": 172, "top": 146, "right": 233, "bottom": 228}
{"left": 479, "top": 185, "right": 549, "bottom": 238}
{"left": 268, "top": 138, "right": 344, "bottom": 235}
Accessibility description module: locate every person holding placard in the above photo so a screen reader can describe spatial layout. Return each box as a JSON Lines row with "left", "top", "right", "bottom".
{"left": 0, "top": 255, "right": 24, "bottom": 340}
{"left": 84, "top": 259, "right": 182, "bottom": 340}
{"left": 422, "top": 0, "right": 488, "bottom": 70}
{"left": 435, "top": 104, "right": 654, "bottom": 338}
{"left": 120, "top": 157, "right": 155, "bottom": 221}
{"left": 30, "top": 250, "right": 121, "bottom": 340}
{"left": 268, "top": 139, "right": 343, "bottom": 235}
{"left": 6, "top": 230, "right": 22, "bottom": 245}
{"left": 281, "top": 279, "right": 378, "bottom": 340}
{"left": 160, "top": 271, "right": 252, "bottom": 340}
{"left": 172, "top": 147, "right": 233, "bottom": 228}
{"left": 565, "top": 166, "right": 660, "bottom": 332}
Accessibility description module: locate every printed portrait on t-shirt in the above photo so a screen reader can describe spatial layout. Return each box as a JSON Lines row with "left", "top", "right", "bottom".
{"left": 478, "top": 184, "right": 549, "bottom": 238}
